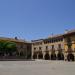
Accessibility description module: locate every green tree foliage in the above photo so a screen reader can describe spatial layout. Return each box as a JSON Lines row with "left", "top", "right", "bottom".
{"left": 0, "top": 41, "right": 17, "bottom": 56}
{"left": 0, "top": 41, "right": 6, "bottom": 56}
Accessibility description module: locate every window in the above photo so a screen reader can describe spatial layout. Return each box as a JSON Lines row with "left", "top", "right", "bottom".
{"left": 34, "top": 48, "right": 36, "bottom": 50}
{"left": 46, "top": 46, "right": 48, "bottom": 50}
{"left": 58, "top": 44, "right": 61, "bottom": 49}
{"left": 40, "top": 42, "right": 42, "bottom": 45}
{"left": 60, "top": 38, "right": 63, "bottom": 41}
{"left": 39, "top": 47, "right": 42, "bottom": 50}
{"left": 44, "top": 41, "right": 47, "bottom": 44}
{"left": 20, "top": 44, "right": 23, "bottom": 48}
{"left": 56, "top": 39, "right": 58, "bottom": 42}
{"left": 49, "top": 40, "right": 51, "bottom": 43}
{"left": 52, "top": 45, "right": 54, "bottom": 50}
{"left": 51, "top": 39, "right": 54, "bottom": 43}
{"left": 67, "top": 38, "right": 71, "bottom": 43}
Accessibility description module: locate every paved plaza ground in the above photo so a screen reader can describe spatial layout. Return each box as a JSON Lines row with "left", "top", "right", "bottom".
{"left": 0, "top": 60, "right": 75, "bottom": 75}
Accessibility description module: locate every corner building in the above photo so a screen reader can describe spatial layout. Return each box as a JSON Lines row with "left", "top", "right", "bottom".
{"left": 32, "top": 30, "right": 75, "bottom": 61}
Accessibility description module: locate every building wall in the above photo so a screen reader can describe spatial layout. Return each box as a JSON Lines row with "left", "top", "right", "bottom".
{"left": 64, "top": 35, "right": 75, "bottom": 60}
{"left": 32, "top": 37, "right": 65, "bottom": 59}
{"left": 0, "top": 38, "right": 32, "bottom": 59}
{"left": 32, "top": 31, "right": 75, "bottom": 61}
{"left": 32, "top": 41, "right": 44, "bottom": 59}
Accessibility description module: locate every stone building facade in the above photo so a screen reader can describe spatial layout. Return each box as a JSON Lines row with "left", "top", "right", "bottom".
{"left": 0, "top": 29, "right": 75, "bottom": 61}
{"left": 0, "top": 37, "right": 31, "bottom": 59}
{"left": 32, "top": 30, "right": 75, "bottom": 61}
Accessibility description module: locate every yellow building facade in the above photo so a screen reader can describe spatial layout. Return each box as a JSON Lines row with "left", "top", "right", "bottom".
{"left": 63, "top": 31, "right": 75, "bottom": 61}
{"left": 32, "top": 30, "right": 75, "bottom": 61}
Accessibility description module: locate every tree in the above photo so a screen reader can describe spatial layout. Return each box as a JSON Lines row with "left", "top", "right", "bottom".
{"left": 5, "top": 42, "right": 17, "bottom": 56}
{"left": 0, "top": 41, "right": 6, "bottom": 56}
{"left": 0, "top": 41, "right": 17, "bottom": 57}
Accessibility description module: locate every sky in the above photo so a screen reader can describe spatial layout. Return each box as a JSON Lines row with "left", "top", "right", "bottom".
{"left": 0, "top": 0, "right": 75, "bottom": 41}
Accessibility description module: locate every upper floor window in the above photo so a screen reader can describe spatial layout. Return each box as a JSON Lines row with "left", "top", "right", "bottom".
{"left": 20, "top": 44, "right": 23, "bottom": 48}
{"left": 67, "top": 38, "right": 71, "bottom": 43}
{"left": 39, "top": 47, "right": 42, "bottom": 50}
{"left": 52, "top": 45, "right": 54, "bottom": 50}
{"left": 46, "top": 46, "right": 48, "bottom": 50}
{"left": 34, "top": 48, "right": 36, "bottom": 50}
{"left": 33, "top": 42, "right": 42, "bottom": 46}
{"left": 58, "top": 44, "right": 61, "bottom": 49}
{"left": 60, "top": 38, "right": 63, "bottom": 41}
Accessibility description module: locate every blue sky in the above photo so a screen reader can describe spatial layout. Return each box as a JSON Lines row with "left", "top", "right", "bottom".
{"left": 0, "top": 0, "right": 75, "bottom": 41}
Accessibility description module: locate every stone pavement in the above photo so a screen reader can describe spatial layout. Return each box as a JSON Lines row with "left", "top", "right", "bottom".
{"left": 0, "top": 60, "right": 75, "bottom": 75}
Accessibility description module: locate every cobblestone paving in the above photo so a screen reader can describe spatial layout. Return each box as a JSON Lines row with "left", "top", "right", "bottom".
{"left": 0, "top": 60, "right": 75, "bottom": 75}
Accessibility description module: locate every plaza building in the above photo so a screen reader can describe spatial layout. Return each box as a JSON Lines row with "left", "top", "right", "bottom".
{"left": 0, "top": 29, "right": 75, "bottom": 61}
{"left": 0, "top": 37, "right": 31, "bottom": 59}
{"left": 32, "top": 29, "right": 75, "bottom": 61}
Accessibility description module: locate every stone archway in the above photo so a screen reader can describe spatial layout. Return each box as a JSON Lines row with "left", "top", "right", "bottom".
{"left": 33, "top": 52, "right": 37, "bottom": 59}
{"left": 57, "top": 53, "right": 64, "bottom": 60}
{"left": 44, "top": 51, "right": 50, "bottom": 60}
{"left": 51, "top": 50, "right": 56, "bottom": 60}
{"left": 33, "top": 54, "right": 37, "bottom": 59}
{"left": 51, "top": 54, "right": 56, "bottom": 60}
{"left": 38, "top": 51, "right": 43, "bottom": 59}
{"left": 57, "top": 50, "right": 64, "bottom": 60}
{"left": 67, "top": 53, "right": 74, "bottom": 61}
{"left": 20, "top": 51, "right": 24, "bottom": 56}
{"left": 66, "top": 37, "right": 74, "bottom": 61}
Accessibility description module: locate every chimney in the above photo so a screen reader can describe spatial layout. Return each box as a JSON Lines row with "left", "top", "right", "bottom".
{"left": 15, "top": 37, "right": 18, "bottom": 40}
{"left": 65, "top": 29, "right": 68, "bottom": 34}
